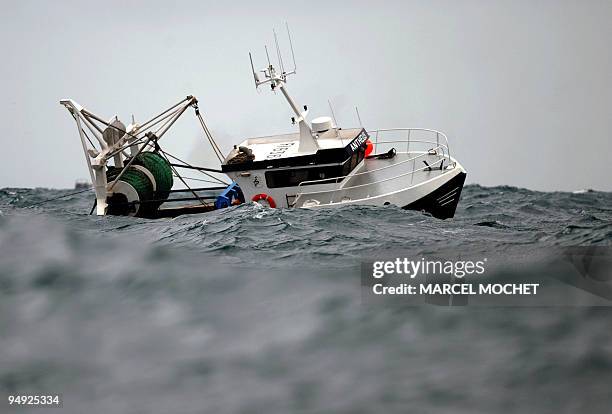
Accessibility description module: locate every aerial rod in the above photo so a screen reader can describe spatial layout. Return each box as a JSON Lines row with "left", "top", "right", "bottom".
{"left": 286, "top": 22, "right": 297, "bottom": 74}
{"left": 273, "top": 28, "right": 285, "bottom": 75}
{"left": 328, "top": 99, "right": 338, "bottom": 127}
{"left": 247, "top": 23, "right": 308, "bottom": 126}
{"left": 249, "top": 52, "right": 260, "bottom": 87}
{"left": 264, "top": 45, "right": 272, "bottom": 69}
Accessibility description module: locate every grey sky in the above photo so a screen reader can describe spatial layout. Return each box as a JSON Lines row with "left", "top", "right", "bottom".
{"left": 1, "top": 0, "right": 611, "bottom": 191}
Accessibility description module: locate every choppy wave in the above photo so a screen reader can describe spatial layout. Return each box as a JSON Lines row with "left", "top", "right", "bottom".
{"left": 2, "top": 185, "right": 611, "bottom": 266}
{"left": 1, "top": 185, "right": 611, "bottom": 413}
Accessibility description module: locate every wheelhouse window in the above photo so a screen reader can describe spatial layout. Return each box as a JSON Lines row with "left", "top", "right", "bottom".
{"left": 265, "top": 146, "right": 366, "bottom": 188}
{"left": 266, "top": 165, "right": 343, "bottom": 188}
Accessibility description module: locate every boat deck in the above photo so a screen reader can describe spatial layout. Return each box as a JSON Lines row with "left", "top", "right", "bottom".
{"left": 294, "top": 151, "right": 453, "bottom": 206}
{"left": 235, "top": 128, "right": 363, "bottom": 162}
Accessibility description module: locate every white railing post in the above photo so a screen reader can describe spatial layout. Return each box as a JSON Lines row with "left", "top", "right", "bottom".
{"left": 375, "top": 130, "right": 379, "bottom": 152}
{"left": 407, "top": 129, "right": 411, "bottom": 153}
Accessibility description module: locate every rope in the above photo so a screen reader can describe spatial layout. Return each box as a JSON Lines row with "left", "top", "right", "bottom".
{"left": 82, "top": 97, "right": 193, "bottom": 160}
{"left": 70, "top": 112, "right": 96, "bottom": 148}
{"left": 161, "top": 150, "right": 228, "bottom": 185}
{"left": 156, "top": 150, "right": 209, "bottom": 207}
{"left": 24, "top": 187, "right": 93, "bottom": 208}
{"left": 193, "top": 103, "right": 224, "bottom": 162}
{"left": 74, "top": 97, "right": 224, "bottom": 177}
{"left": 178, "top": 176, "right": 228, "bottom": 185}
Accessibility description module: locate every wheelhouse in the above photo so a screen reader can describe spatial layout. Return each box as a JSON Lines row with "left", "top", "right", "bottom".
{"left": 221, "top": 128, "right": 369, "bottom": 204}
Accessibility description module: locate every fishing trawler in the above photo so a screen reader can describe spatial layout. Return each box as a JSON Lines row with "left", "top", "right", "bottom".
{"left": 60, "top": 26, "right": 466, "bottom": 219}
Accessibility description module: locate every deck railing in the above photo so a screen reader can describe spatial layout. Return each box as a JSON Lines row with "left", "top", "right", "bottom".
{"left": 292, "top": 128, "right": 454, "bottom": 206}
{"left": 369, "top": 128, "right": 451, "bottom": 164}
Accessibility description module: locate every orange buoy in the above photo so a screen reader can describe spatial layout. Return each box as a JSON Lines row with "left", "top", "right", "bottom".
{"left": 252, "top": 193, "right": 277, "bottom": 208}
{"left": 365, "top": 139, "right": 374, "bottom": 157}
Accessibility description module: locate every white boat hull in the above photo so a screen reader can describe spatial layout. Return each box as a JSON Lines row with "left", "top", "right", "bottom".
{"left": 229, "top": 150, "right": 467, "bottom": 219}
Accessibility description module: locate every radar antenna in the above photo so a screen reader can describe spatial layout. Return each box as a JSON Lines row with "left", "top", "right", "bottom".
{"left": 248, "top": 24, "right": 318, "bottom": 153}
{"left": 248, "top": 23, "right": 298, "bottom": 90}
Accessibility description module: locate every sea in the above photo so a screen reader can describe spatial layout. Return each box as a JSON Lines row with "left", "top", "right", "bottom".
{"left": 1, "top": 185, "right": 611, "bottom": 414}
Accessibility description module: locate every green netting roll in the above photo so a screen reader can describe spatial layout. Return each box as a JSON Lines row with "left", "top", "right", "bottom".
{"left": 106, "top": 167, "right": 155, "bottom": 217}
{"left": 133, "top": 152, "right": 174, "bottom": 200}
{"left": 120, "top": 168, "right": 155, "bottom": 201}
{"left": 104, "top": 152, "right": 172, "bottom": 218}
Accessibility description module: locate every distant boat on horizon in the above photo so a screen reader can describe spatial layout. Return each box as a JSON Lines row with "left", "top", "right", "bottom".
{"left": 74, "top": 179, "right": 91, "bottom": 190}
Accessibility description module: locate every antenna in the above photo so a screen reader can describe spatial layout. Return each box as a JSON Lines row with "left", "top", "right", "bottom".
{"left": 247, "top": 23, "right": 298, "bottom": 90}
{"left": 264, "top": 46, "right": 272, "bottom": 67}
{"left": 286, "top": 22, "right": 297, "bottom": 74}
{"left": 273, "top": 29, "right": 285, "bottom": 74}
{"left": 246, "top": 24, "right": 317, "bottom": 151}
{"left": 328, "top": 99, "right": 338, "bottom": 127}
{"left": 249, "top": 52, "right": 260, "bottom": 87}
{"left": 355, "top": 106, "right": 363, "bottom": 127}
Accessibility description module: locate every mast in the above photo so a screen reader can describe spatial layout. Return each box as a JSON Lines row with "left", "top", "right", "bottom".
{"left": 249, "top": 24, "right": 318, "bottom": 153}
